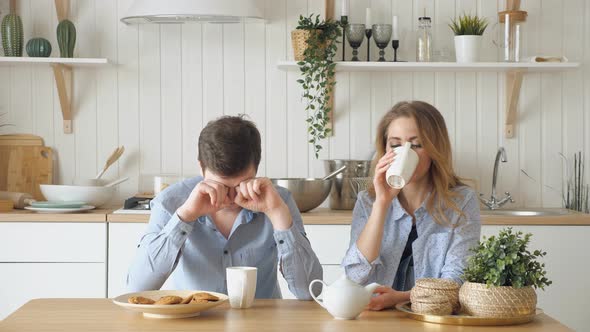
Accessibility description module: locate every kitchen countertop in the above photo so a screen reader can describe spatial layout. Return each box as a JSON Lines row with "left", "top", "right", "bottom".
{"left": 0, "top": 298, "right": 572, "bottom": 332}
{"left": 1, "top": 208, "right": 589, "bottom": 226}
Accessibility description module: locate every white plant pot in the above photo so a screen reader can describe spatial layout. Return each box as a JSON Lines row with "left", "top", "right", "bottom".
{"left": 454, "top": 35, "right": 482, "bottom": 63}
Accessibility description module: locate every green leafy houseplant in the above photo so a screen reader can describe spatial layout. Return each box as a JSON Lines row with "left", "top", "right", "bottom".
{"left": 449, "top": 13, "right": 488, "bottom": 36}
{"left": 463, "top": 228, "right": 552, "bottom": 289}
{"left": 295, "top": 14, "right": 341, "bottom": 158}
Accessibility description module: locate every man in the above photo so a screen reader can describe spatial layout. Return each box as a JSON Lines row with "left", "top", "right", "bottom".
{"left": 127, "top": 115, "right": 322, "bottom": 299}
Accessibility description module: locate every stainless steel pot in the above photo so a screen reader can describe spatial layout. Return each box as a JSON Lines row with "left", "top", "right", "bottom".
{"left": 324, "top": 160, "right": 372, "bottom": 210}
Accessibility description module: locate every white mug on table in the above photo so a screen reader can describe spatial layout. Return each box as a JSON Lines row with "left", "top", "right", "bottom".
{"left": 226, "top": 266, "right": 257, "bottom": 309}
{"left": 386, "top": 142, "right": 419, "bottom": 189}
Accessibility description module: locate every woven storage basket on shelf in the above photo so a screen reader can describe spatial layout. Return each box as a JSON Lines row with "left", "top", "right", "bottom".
{"left": 291, "top": 29, "right": 312, "bottom": 61}
{"left": 411, "top": 295, "right": 453, "bottom": 316}
{"left": 459, "top": 281, "right": 537, "bottom": 318}
{"left": 411, "top": 278, "right": 461, "bottom": 313}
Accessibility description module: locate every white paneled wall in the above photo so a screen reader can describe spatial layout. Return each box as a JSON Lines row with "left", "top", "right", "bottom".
{"left": 0, "top": 0, "right": 588, "bottom": 208}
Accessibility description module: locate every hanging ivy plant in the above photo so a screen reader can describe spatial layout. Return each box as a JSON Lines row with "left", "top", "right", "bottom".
{"left": 295, "top": 14, "right": 341, "bottom": 158}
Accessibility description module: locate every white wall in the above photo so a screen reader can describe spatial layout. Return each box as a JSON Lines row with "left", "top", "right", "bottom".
{"left": 0, "top": 0, "right": 588, "bottom": 208}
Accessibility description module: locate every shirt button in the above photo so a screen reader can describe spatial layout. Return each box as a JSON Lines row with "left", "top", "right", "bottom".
{"left": 224, "top": 250, "right": 228, "bottom": 254}
{"left": 278, "top": 240, "right": 284, "bottom": 244}
{"left": 180, "top": 231, "right": 187, "bottom": 236}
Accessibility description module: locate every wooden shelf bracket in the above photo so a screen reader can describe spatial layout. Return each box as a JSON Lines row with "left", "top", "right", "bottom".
{"left": 51, "top": 64, "right": 73, "bottom": 134}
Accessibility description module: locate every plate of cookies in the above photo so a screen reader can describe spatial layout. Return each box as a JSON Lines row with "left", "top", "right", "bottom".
{"left": 112, "top": 290, "right": 228, "bottom": 319}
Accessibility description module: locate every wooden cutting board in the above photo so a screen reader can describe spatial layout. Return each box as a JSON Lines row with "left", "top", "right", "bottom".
{"left": 0, "top": 135, "right": 53, "bottom": 200}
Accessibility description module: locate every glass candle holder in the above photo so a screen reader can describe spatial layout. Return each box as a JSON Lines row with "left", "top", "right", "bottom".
{"left": 372, "top": 24, "right": 392, "bottom": 62}
{"left": 346, "top": 24, "right": 365, "bottom": 61}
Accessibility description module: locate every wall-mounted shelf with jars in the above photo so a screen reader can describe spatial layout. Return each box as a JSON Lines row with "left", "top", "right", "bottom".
{"left": 278, "top": 60, "right": 580, "bottom": 138}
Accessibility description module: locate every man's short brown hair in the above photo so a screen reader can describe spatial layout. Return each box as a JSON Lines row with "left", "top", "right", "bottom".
{"left": 198, "top": 115, "right": 262, "bottom": 176}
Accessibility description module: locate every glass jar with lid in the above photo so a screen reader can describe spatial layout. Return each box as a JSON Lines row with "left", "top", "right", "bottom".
{"left": 416, "top": 16, "right": 432, "bottom": 62}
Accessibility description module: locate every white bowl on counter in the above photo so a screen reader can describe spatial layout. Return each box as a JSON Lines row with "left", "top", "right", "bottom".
{"left": 40, "top": 184, "right": 115, "bottom": 208}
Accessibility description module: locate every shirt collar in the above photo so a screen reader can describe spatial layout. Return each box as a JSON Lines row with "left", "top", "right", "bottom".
{"left": 391, "top": 191, "right": 432, "bottom": 221}
{"left": 197, "top": 208, "right": 259, "bottom": 226}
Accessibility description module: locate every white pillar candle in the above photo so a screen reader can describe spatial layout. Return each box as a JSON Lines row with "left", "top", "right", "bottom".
{"left": 341, "top": 0, "right": 349, "bottom": 16}
{"left": 392, "top": 15, "right": 399, "bottom": 40}
{"left": 365, "top": 8, "right": 372, "bottom": 28}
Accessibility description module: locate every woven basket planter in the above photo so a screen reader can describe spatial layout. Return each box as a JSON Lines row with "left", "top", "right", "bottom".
{"left": 459, "top": 282, "right": 537, "bottom": 318}
{"left": 291, "top": 29, "right": 311, "bottom": 61}
{"left": 411, "top": 278, "right": 460, "bottom": 313}
{"left": 291, "top": 29, "right": 326, "bottom": 61}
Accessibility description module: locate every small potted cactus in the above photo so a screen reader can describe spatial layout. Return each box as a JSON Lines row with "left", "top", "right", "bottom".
{"left": 449, "top": 13, "right": 488, "bottom": 63}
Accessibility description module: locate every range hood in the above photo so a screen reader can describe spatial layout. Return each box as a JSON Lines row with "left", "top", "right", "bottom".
{"left": 121, "top": 0, "right": 264, "bottom": 24}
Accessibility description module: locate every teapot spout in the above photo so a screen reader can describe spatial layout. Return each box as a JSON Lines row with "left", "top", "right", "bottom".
{"left": 365, "top": 282, "right": 381, "bottom": 294}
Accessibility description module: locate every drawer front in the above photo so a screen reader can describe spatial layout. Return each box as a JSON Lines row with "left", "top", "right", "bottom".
{"left": 0, "top": 223, "right": 106, "bottom": 262}
{"left": 0, "top": 263, "right": 105, "bottom": 320}
{"left": 304, "top": 225, "right": 351, "bottom": 265}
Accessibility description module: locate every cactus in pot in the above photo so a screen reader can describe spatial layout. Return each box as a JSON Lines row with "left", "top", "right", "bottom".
{"left": 1, "top": 3, "right": 24, "bottom": 57}
{"left": 57, "top": 19, "right": 76, "bottom": 58}
{"left": 26, "top": 38, "right": 52, "bottom": 57}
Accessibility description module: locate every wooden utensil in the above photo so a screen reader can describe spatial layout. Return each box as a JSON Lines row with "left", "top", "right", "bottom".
{"left": 0, "top": 191, "right": 35, "bottom": 209}
{"left": 0, "top": 135, "right": 53, "bottom": 200}
{"left": 95, "top": 146, "right": 125, "bottom": 180}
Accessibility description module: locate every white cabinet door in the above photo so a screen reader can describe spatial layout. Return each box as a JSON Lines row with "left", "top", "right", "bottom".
{"left": 304, "top": 225, "right": 351, "bottom": 265}
{"left": 0, "top": 223, "right": 106, "bottom": 262}
{"left": 108, "top": 223, "right": 174, "bottom": 297}
{"left": 0, "top": 263, "right": 105, "bottom": 320}
{"left": 278, "top": 265, "right": 344, "bottom": 299}
{"left": 481, "top": 226, "right": 590, "bottom": 332}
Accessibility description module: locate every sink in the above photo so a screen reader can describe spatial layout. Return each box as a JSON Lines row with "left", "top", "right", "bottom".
{"left": 481, "top": 209, "right": 571, "bottom": 217}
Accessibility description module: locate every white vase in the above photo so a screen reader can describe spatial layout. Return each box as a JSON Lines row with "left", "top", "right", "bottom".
{"left": 454, "top": 35, "right": 482, "bottom": 63}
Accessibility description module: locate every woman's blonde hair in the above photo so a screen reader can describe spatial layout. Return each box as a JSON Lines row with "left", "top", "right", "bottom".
{"left": 369, "top": 101, "right": 466, "bottom": 226}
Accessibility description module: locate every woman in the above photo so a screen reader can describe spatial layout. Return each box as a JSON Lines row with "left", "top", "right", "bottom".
{"left": 342, "top": 101, "right": 480, "bottom": 310}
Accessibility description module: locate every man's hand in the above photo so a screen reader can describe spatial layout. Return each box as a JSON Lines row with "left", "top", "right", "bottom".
{"left": 366, "top": 286, "right": 410, "bottom": 311}
{"left": 177, "top": 180, "right": 234, "bottom": 222}
{"left": 234, "top": 178, "right": 292, "bottom": 230}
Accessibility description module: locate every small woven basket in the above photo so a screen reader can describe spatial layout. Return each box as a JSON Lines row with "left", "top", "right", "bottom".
{"left": 411, "top": 278, "right": 461, "bottom": 313}
{"left": 411, "top": 295, "right": 453, "bottom": 316}
{"left": 459, "top": 282, "right": 537, "bottom": 318}
{"left": 291, "top": 29, "right": 312, "bottom": 61}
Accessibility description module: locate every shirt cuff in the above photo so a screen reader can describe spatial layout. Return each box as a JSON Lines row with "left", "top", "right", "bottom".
{"left": 273, "top": 224, "right": 307, "bottom": 254}
{"left": 342, "top": 242, "right": 383, "bottom": 267}
{"left": 160, "top": 212, "right": 194, "bottom": 247}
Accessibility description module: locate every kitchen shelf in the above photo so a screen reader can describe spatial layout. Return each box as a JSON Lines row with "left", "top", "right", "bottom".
{"left": 0, "top": 57, "right": 109, "bottom": 66}
{"left": 277, "top": 61, "right": 580, "bottom": 72}
{"left": 278, "top": 60, "right": 580, "bottom": 138}
{"left": 0, "top": 57, "right": 111, "bottom": 134}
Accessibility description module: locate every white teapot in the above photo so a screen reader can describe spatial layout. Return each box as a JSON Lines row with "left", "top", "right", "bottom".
{"left": 309, "top": 275, "right": 380, "bottom": 320}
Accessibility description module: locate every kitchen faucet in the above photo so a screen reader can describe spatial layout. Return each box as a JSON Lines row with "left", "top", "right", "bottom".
{"left": 479, "top": 147, "right": 515, "bottom": 210}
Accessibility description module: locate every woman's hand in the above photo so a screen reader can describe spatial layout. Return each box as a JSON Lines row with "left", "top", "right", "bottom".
{"left": 373, "top": 150, "right": 401, "bottom": 206}
{"left": 367, "top": 286, "right": 410, "bottom": 311}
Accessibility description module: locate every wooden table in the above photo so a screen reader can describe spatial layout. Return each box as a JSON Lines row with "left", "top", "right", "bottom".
{"left": 0, "top": 299, "right": 572, "bottom": 332}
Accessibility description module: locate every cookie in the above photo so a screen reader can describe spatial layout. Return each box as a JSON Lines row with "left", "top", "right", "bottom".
{"left": 128, "top": 296, "right": 155, "bottom": 305}
{"left": 154, "top": 295, "right": 183, "bottom": 305}
{"left": 190, "top": 297, "right": 209, "bottom": 304}
{"left": 180, "top": 294, "right": 193, "bottom": 304}
{"left": 192, "top": 292, "right": 219, "bottom": 302}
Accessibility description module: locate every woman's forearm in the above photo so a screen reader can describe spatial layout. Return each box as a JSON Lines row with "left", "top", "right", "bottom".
{"left": 355, "top": 201, "right": 389, "bottom": 262}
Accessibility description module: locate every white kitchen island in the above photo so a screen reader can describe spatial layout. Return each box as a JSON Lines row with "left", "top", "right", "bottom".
{"left": 0, "top": 208, "right": 588, "bottom": 331}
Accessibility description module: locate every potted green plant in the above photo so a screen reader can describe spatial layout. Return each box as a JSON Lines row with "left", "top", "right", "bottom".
{"left": 460, "top": 228, "right": 552, "bottom": 318}
{"left": 293, "top": 14, "right": 341, "bottom": 158}
{"left": 449, "top": 13, "right": 488, "bottom": 63}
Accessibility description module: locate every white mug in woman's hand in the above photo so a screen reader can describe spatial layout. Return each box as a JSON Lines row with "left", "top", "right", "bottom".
{"left": 386, "top": 142, "right": 419, "bottom": 189}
